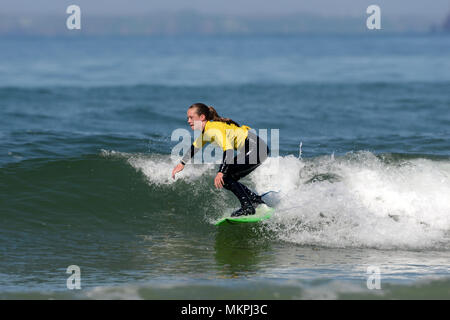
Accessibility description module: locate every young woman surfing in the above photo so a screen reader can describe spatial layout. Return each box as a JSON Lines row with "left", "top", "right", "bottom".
{"left": 171, "top": 103, "right": 270, "bottom": 217}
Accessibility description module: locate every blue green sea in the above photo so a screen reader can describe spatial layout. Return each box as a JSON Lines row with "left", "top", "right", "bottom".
{"left": 0, "top": 34, "right": 449, "bottom": 299}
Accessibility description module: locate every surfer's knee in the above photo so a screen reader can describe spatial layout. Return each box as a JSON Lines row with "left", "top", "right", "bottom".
{"left": 222, "top": 175, "right": 233, "bottom": 189}
{"left": 222, "top": 174, "right": 239, "bottom": 189}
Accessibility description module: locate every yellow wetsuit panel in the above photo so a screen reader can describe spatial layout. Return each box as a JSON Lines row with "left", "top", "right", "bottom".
{"left": 193, "top": 121, "right": 251, "bottom": 151}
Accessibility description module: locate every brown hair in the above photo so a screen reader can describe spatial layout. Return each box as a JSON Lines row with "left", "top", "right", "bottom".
{"left": 188, "top": 103, "right": 240, "bottom": 127}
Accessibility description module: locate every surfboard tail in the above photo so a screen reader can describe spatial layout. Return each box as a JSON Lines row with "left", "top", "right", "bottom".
{"left": 261, "top": 190, "right": 282, "bottom": 207}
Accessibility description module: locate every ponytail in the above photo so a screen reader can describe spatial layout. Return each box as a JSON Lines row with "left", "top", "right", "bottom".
{"left": 189, "top": 103, "right": 240, "bottom": 127}
{"left": 207, "top": 106, "right": 240, "bottom": 127}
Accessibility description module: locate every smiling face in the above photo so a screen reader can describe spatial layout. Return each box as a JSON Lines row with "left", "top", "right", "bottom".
{"left": 187, "top": 107, "right": 206, "bottom": 131}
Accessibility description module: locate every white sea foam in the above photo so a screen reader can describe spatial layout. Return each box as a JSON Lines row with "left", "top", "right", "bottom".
{"left": 101, "top": 149, "right": 215, "bottom": 185}
{"left": 102, "top": 149, "right": 450, "bottom": 249}
{"left": 249, "top": 152, "right": 450, "bottom": 250}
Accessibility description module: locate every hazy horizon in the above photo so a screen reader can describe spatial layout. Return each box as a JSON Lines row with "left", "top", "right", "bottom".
{"left": 1, "top": 1, "right": 449, "bottom": 35}
{"left": 1, "top": 0, "right": 449, "bottom": 19}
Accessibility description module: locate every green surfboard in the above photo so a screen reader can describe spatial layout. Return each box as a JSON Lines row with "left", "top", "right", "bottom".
{"left": 215, "top": 204, "right": 275, "bottom": 226}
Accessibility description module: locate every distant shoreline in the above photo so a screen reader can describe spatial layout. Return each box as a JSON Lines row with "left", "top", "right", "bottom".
{"left": 0, "top": 11, "right": 448, "bottom": 36}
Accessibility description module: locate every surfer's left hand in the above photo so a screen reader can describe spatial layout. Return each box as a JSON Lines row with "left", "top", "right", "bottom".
{"left": 214, "top": 172, "right": 224, "bottom": 189}
{"left": 172, "top": 163, "right": 185, "bottom": 179}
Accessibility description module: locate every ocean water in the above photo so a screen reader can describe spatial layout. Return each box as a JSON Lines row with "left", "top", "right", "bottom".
{"left": 0, "top": 34, "right": 449, "bottom": 299}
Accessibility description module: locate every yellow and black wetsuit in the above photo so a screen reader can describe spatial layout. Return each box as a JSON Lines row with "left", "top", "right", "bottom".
{"left": 181, "top": 121, "right": 270, "bottom": 216}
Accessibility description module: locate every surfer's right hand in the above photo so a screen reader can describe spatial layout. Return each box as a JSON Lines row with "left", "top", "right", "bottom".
{"left": 172, "top": 163, "right": 185, "bottom": 179}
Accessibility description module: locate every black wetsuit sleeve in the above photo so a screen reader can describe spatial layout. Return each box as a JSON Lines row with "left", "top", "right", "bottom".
{"left": 180, "top": 144, "right": 201, "bottom": 165}
{"left": 218, "top": 149, "right": 234, "bottom": 175}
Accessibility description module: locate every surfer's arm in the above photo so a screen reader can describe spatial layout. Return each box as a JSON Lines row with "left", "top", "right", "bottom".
{"left": 181, "top": 131, "right": 206, "bottom": 165}
{"left": 180, "top": 144, "right": 201, "bottom": 165}
{"left": 173, "top": 144, "right": 199, "bottom": 179}
{"left": 218, "top": 148, "right": 234, "bottom": 175}
{"left": 215, "top": 148, "right": 232, "bottom": 188}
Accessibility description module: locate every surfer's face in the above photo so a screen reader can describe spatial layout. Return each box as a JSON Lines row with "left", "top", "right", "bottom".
{"left": 187, "top": 108, "right": 206, "bottom": 130}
